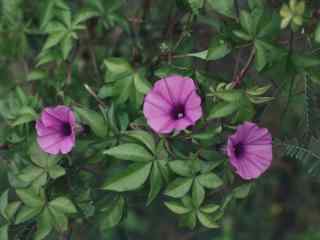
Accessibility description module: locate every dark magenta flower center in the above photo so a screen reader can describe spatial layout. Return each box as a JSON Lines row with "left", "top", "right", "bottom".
{"left": 234, "top": 142, "right": 245, "bottom": 158}
{"left": 171, "top": 104, "right": 185, "bottom": 120}
{"left": 61, "top": 122, "right": 72, "bottom": 136}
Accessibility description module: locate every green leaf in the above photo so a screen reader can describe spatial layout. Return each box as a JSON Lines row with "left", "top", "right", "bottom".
{"left": 197, "top": 173, "right": 223, "bottom": 189}
{"left": 5, "top": 201, "right": 21, "bottom": 220}
{"left": 158, "top": 159, "right": 170, "bottom": 183}
{"left": 0, "top": 224, "right": 8, "bottom": 240}
{"left": 49, "top": 207, "right": 68, "bottom": 232}
{"left": 233, "top": 183, "right": 252, "bottom": 199}
{"left": 207, "top": 0, "right": 235, "bottom": 18}
{"left": 100, "top": 195, "right": 125, "bottom": 229}
{"left": 232, "top": 99, "right": 255, "bottom": 123}
{"left": 27, "top": 70, "right": 47, "bottom": 81}
{"left": 36, "top": 50, "right": 60, "bottom": 66}
{"left": 11, "top": 107, "right": 38, "bottom": 126}
{"left": 44, "top": 21, "right": 67, "bottom": 33}
{"left": 233, "top": 30, "right": 252, "bottom": 41}
{"left": 240, "top": 10, "right": 253, "bottom": 36}
{"left": 164, "top": 201, "right": 191, "bottom": 214}
{"left": 192, "top": 179, "right": 205, "bottom": 208}
{"left": 169, "top": 160, "right": 192, "bottom": 177}
{"left": 181, "top": 211, "right": 197, "bottom": 229}
{"left": 74, "top": 107, "right": 108, "bottom": 138}
{"left": 18, "top": 166, "right": 45, "bottom": 183}
{"left": 188, "top": 0, "right": 204, "bottom": 15}
{"left": 164, "top": 178, "right": 193, "bottom": 198}
{"left": 197, "top": 211, "right": 219, "bottom": 229}
{"left": 246, "top": 84, "right": 271, "bottom": 96}
{"left": 185, "top": 39, "right": 231, "bottom": 61}
{"left": 208, "top": 102, "right": 238, "bottom": 119}
{"left": 104, "top": 58, "right": 132, "bottom": 76}
{"left": 43, "top": 31, "right": 66, "bottom": 50}
{"left": 102, "top": 162, "right": 152, "bottom": 192}
{"left": 34, "top": 208, "right": 53, "bottom": 240}
{"left": 248, "top": 0, "right": 264, "bottom": 9}
{"left": 292, "top": 54, "right": 320, "bottom": 69}
{"left": 127, "top": 130, "right": 156, "bottom": 154}
{"left": 15, "top": 206, "right": 42, "bottom": 224}
{"left": 49, "top": 197, "right": 77, "bottom": 214}
{"left": 213, "top": 90, "right": 244, "bottom": 102}
{"left": 29, "top": 143, "right": 60, "bottom": 169}
{"left": 16, "top": 188, "right": 44, "bottom": 208}
{"left": 32, "top": 173, "right": 48, "bottom": 192}
{"left": 58, "top": 8, "right": 72, "bottom": 27}
{"left": 147, "top": 162, "right": 163, "bottom": 205}
{"left": 315, "top": 23, "right": 320, "bottom": 43}
{"left": 41, "top": 1, "right": 58, "bottom": 29}
{"left": 207, "top": 39, "right": 231, "bottom": 60}
{"left": 186, "top": 50, "right": 208, "bottom": 60}
{"left": 73, "top": 9, "right": 99, "bottom": 26}
{"left": 0, "top": 190, "right": 9, "bottom": 219}
{"left": 48, "top": 165, "right": 66, "bottom": 179}
{"left": 255, "top": 40, "right": 267, "bottom": 72}
{"left": 182, "top": 196, "right": 194, "bottom": 209}
{"left": 61, "top": 34, "right": 73, "bottom": 60}
{"left": 200, "top": 204, "right": 219, "bottom": 214}
{"left": 103, "top": 143, "right": 153, "bottom": 162}
{"left": 133, "top": 72, "right": 151, "bottom": 94}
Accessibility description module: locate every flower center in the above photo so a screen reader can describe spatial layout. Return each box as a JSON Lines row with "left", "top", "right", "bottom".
{"left": 234, "top": 143, "right": 245, "bottom": 158}
{"left": 61, "top": 122, "right": 72, "bottom": 136}
{"left": 171, "top": 104, "right": 185, "bottom": 120}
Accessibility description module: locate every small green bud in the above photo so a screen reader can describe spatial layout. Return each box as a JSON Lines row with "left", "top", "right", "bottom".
{"left": 280, "top": 0, "right": 305, "bottom": 31}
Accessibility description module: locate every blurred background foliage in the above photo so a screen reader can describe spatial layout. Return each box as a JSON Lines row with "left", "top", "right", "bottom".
{"left": 1, "top": 0, "right": 320, "bottom": 239}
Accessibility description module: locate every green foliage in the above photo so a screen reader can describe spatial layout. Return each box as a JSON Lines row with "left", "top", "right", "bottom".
{"left": 0, "top": 0, "right": 320, "bottom": 239}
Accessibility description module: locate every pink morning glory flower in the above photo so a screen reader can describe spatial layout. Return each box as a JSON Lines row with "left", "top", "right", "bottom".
{"left": 143, "top": 75, "right": 202, "bottom": 134}
{"left": 36, "top": 106, "right": 76, "bottom": 155}
{"left": 227, "top": 122, "right": 272, "bottom": 180}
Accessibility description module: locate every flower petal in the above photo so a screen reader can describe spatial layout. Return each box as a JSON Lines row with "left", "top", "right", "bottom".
{"left": 35, "top": 120, "right": 57, "bottom": 137}
{"left": 143, "top": 91, "right": 172, "bottom": 118}
{"left": 51, "top": 106, "right": 71, "bottom": 122}
{"left": 41, "top": 109, "right": 62, "bottom": 128}
{"left": 37, "top": 133, "right": 64, "bottom": 155}
{"left": 153, "top": 75, "right": 196, "bottom": 105}
{"left": 175, "top": 118, "right": 193, "bottom": 131}
{"left": 244, "top": 123, "right": 272, "bottom": 145}
{"left": 178, "top": 77, "right": 197, "bottom": 103}
{"left": 185, "top": 106, "right": 202, "bottom": 124}
{"left": 60, "top": 136, "right": 75, "bottom": 154}
{"left": 146, "top": 115, "right": 176, "bottom": 134}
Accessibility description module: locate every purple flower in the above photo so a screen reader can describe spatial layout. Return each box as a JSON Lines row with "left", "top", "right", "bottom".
{"left": 227, "top": 122, "right": 272, "bottom": 180}
{"left": 143, "top": 75, "right": 202, "bottom": 134}
{"left": 36, "top": 106, "right": 76, "bottom": 155}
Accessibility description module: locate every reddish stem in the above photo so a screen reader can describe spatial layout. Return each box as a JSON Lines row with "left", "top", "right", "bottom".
{"left": 232, "top": 48, "right": 256, "bottom": 87}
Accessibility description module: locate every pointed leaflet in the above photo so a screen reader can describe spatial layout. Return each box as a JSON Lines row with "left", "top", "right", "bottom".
{"left": 147, "top": 162, "right": 163, "bottom": 205}
{"left": 102, "top": 162, "right": 152, "bottom": 192}
{"left": 127, "top": 130, "right": 156, "bottom": 154}
{"left": 103, "top": 143, "right": 153, "bottom": 162}
{"left": 164, "top": 178, "right": 193, "bottom": 198}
